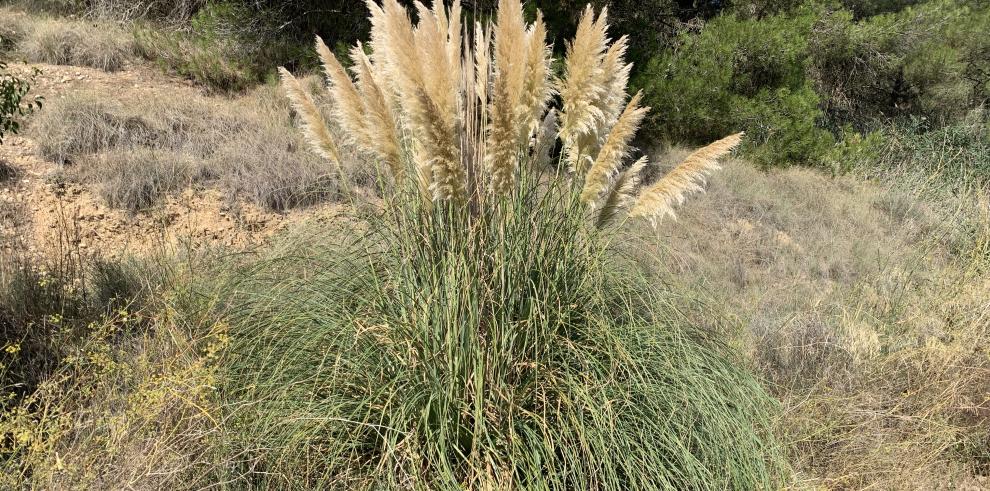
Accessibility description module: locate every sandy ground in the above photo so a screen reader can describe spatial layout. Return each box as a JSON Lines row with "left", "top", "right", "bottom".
{"left": 0, "top": 61, "right": 335, "bottom": 258}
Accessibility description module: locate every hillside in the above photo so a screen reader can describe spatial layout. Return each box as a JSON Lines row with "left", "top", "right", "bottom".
{"left": 1, "top": 2, "right": 988, "bottom": 489}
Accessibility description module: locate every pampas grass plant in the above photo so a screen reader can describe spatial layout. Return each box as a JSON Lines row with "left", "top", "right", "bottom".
{"left": 234, "top": 1, "right": 785, "bottom": 489}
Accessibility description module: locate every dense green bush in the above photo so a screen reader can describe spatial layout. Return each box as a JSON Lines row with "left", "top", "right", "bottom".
{"left": 809, "top": 1, "right": 987, "bottom": 129}
{"left": 635, "top": 8, "right": 834, "bottom": 166}
{"left": 633, "top": 0, "right": 989, "bottom": 168}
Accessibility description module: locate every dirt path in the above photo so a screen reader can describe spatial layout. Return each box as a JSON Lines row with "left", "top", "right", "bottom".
{"left": 1, "top": 61, "right": 330, "bottom": 258}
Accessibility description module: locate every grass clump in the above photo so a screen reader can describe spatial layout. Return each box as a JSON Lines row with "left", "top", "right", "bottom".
{"left": 28, "top": 86, "right": 349, "bottom": 211}
{"left": 78, "top": 148, "right": 209, "bottom": 211}
{"left": 30, "top": 94, "right": 163, "bottom": 164}
{"left": 18, "top": 17, "right": 133, "bottom": 71}
{"left": 207, "top": 176, "right": 786, "bottom": 489}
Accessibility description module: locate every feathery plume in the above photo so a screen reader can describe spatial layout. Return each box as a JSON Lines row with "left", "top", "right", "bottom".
{"left": 474, "top": 23, "right": 492, "bottom": 110}
{"left": 493, "top": 0, "right": 528, "bottom": 115}
{"left": 350, "top": 42, "right": 405, "bottom": 179}
{"left": 597, "top": 35, "right": 632, "bottom": 125}
{"left": 278, "top": 67, "right": 341, "bottom": 166}
{"left": 417, "top": 89, "right": 466, "bottom": 201}
{"left": 487, "top": 75, "right": 518, "bottom": 194}
{"left": 487, "top": 0, "right": 530, "bottom": 194}
{"left": 629, "top": 132, "right": 744, "bottom": 226}
{"left": 367, "top": 0, "right": 464, "bottom": 201}
{"left": 520, "top": 11, "right": 553, "bottom": 140}
{"left": 368, "top": 0, "right": 423, "bottom": 109}
{"left": 580, "top": 91, "right": 648, "bottom": 205}
{"left": 316, "top": 35, "right": 366, "bottom": 146}
{"left": 595, "top": 155, "right": 647, "bottom": 227}
{"left": 558, "top": 5, "right": 610, "bottom": 171}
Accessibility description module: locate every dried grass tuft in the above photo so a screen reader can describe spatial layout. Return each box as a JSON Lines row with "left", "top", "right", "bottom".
{"left": 18, "top": 17, "right": 133, "bottom": 71}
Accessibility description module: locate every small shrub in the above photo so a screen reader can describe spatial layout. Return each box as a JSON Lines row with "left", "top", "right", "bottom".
{"left": 77, "top": 148, "right": 208, "bottom": 211}
{"left": 134, "top": 26, "right": 255, "bottom": 92}
{"left": 215, "top": 126, "right": 339, "bottom": 211}
{"left": 0, "top": 61, "right": 42, "bottom": 145}
{"left": 19, "top": 17, "right": 133, "bottom": 72}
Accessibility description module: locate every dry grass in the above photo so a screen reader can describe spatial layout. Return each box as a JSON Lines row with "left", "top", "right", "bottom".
{"left": 76, "top": 148, "right": 210, "bottom": 211}
{"left": 28, "top": 82, "right": 363, "bottom": 211}
{"left": 82, "top": 0, "right": 203, "bottom": 22}
{"left": 17, "top": 16, "right": 133, "bottom": 71}
{"left": 636, "top": 153, "right": 990, "bottom": 488}
{"left": 0, "top": 9, "right": 29, "bottom": 52}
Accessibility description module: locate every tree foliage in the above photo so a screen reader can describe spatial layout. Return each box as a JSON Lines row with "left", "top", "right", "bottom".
{"left": 0, "top": 63, "right": 42, "bottom": 145}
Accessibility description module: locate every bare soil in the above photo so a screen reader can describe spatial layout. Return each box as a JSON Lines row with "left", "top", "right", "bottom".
{"left": 1, "top": 61, "right": 337, "bottom": 258}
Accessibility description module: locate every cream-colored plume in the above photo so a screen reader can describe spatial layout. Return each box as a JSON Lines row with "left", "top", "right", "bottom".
{"left": 282, "top": 0, "right": 727, "bottom": 227}
{"left": 558, "top": 5, "right": 610, "bottom": 172}
{"left": 316, "top": 36, "right": 366, "bottom": 145}
{"left": 486, "top": 0, "right": 527, "bottom": 194}
{"left": 596, "top": 156, "right": 648, "bottom": 227}
{"left": 520, "top": 11, "right": 553, "bottom": 140}
{"left": 580, "top": 91, "right": 648, "bottom": 205}
{"left": 367, "top": 0, "right": 465, "bottom": 200}
{"left": 350, "top": 42, "right": 404, "bottom": 179}
{"left": 278, "top": 67, "right": 341, "bottom": 166}
{"left": 629, "top": 133, "right": 744, "bottom": 226}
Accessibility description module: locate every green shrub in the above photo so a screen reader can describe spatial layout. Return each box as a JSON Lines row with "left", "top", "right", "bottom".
{"left": 133, "top": 25, "right": 255, "bottom": 92}
{"left": 809, "top": 1, "right": 989, "bottom": 128}
{"left": 0, "top": 62, "right": 41, "bottom": 145}
{"left": 635, "top": 8, "right": 834, "bottom": 166}
{"left": 132, "top": 2, "right": 316, "bottom": 92}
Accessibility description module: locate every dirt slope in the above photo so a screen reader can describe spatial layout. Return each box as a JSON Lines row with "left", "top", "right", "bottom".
{"left": 0, "top": 62, "right": 332, "bottom": 258}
